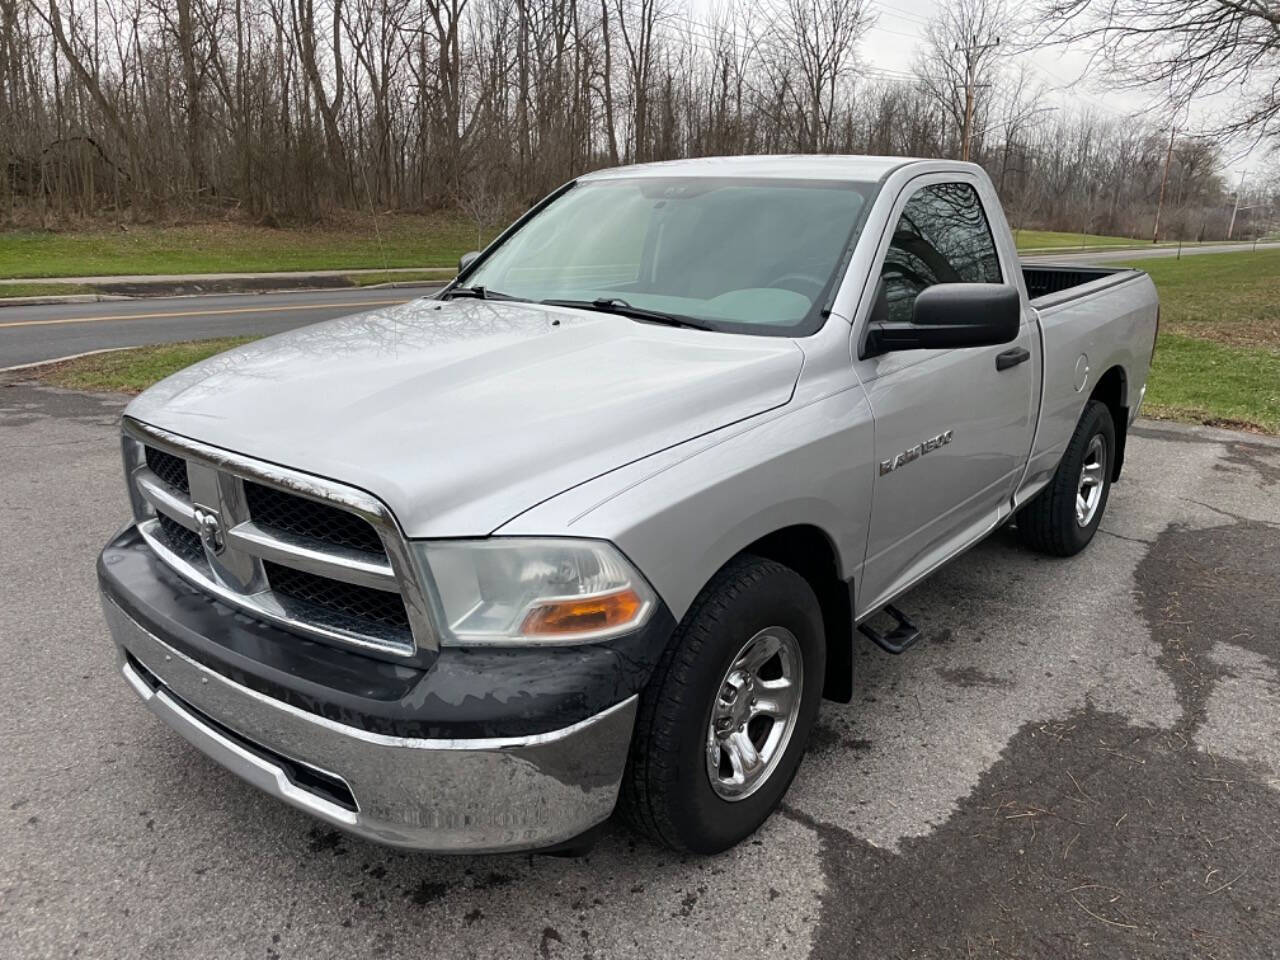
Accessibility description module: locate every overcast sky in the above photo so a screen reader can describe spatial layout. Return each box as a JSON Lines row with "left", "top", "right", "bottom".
{"left": 690, "top": 0, "right": 1264, "bottom": 183}
{"left": 865, "top": 0, "right": 1264, "bottom": 181}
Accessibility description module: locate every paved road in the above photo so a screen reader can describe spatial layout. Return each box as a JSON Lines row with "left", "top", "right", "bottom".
{"left": 4, "top": 239, "right": 1277, "bottom": 368}
{"left": 2, "top": 382, "right": 1278, "bottom": 959}
{"left": 0, "top": 285, "right": 441, "bottom": 369}
{"left": 1023, "top": 240, "right": 1280, "bottom": 263}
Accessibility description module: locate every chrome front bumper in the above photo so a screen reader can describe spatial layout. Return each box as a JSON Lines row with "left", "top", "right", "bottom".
{"left": 102, "top": 597, "right": 637, "bottom": 853}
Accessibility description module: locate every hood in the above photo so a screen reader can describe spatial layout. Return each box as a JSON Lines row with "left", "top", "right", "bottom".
{"left": 126, "top": 297, "right": 804, "bottom": 536}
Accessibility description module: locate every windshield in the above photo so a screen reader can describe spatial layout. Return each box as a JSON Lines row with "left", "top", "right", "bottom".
{"left": 462, "top": 176, "right": 876, "bottom": 336}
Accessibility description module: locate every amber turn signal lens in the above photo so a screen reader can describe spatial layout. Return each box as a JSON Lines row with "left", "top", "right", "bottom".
{"left": 520, "top": 589, "right": 646, "bottom": 636}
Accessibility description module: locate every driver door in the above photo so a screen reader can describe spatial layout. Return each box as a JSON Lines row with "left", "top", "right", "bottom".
{"left": 854, "top": 178, "right": 1037, "bottom": 614}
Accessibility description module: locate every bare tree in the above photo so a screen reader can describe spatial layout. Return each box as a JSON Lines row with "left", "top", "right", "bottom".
{"left": 917, "top": 0, "right": 1011, "bottom": 161}
{"left": 292, "top": 0, "right": 349, "bottom": 199}
{"left": 762, "top": 0, "right": 874, "bottom": 152}
{"left": 0, "top": 0, "right": 1245, "bottom": 238}
{"left": 1037, "top": 0, "right": 1280, "bottom": 142}
{"left": 610, "top": 0, "right": 669, "bottom": 162}
{"left": 36, "top": 0, "right": 146, "bottom": 191}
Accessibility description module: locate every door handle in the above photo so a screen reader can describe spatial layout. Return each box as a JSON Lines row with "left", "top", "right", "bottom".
{"left": 995, "top": 347, "right": 1030, "bottom": 371}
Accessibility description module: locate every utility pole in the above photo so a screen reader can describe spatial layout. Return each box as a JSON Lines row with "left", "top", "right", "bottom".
{"left": 1152, "top": 125, "right": 1176, "bottom": 244}
{"left": 1227, "top": 170, "right": 1246, "bottom": 240}
{"left": 957, "top": 35, "right": 1000, "bottom": 162}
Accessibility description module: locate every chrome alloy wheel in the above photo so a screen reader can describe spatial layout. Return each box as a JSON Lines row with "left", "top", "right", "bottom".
{"left": 705, "top": 627, "right": 804, "bottom": 801}
{"left": 1076, "top": 434, "right": 1108, "bottom": 527}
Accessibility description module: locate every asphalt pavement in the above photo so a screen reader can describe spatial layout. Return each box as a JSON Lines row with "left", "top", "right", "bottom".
{"left": 0, "top": 285, "right": 442, "bottom": 369}
{"left": 2, "top": 381, "right": 1278, "bottom": 959}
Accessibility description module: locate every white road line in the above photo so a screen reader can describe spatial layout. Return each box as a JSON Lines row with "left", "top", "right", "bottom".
{"left": 0, "top": 346, "right": 134, "bottom": 374}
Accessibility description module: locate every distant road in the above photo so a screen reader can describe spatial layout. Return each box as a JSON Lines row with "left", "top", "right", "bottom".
{"left": 0, "top": 284, "right": 442, "bottom": 370}
{"left": 1022, "top": 240, "right": 1280, "bottom": 263}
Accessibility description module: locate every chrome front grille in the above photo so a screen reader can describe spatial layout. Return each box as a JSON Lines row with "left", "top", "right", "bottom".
{"left": 145, "top": 446, "right": 189, "bottom": 495}
{"left": 155, "top": 512, "right": 206, "bottom": 565}
{"left": 243, "top": 481, "right": 385, "bottom": 554}
{"left": 262, "top": 561, "right": 412, "bottom": 633}
{"left": 120, "top": 418, "right": 436, "bottom": 660}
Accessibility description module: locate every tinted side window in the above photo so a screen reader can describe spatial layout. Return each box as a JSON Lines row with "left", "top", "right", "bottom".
{"left": 880, "top": 182, "right": 1002, "bottom": 323}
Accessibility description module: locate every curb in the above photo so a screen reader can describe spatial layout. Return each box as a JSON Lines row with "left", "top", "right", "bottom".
{"left": 0, "top": 274, "right": 455, "bottom": 308}
{"left": 0, "top": 293, "right": 133, "bottom": 308}
{"left": 359, "top": 280, "right": 448, "bottom": 291}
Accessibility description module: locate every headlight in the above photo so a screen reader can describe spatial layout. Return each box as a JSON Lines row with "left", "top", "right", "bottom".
{"left": 415, "top": 538, "right": 656, "bottom": 645}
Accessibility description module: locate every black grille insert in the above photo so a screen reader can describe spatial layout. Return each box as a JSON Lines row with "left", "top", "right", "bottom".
{"left": 264, "top": 561, "right": 410, "bottom": 634}
{"left": 245, "top": 482, "right": 384, "bottom": 555}
{"left": 156, "top": 512, "right": 205, "bottom": 565}
{"left": 145, "top": 446, "right": 189, "bottom": 494}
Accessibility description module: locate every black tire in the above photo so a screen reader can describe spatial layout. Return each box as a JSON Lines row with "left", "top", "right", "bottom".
{"left": 618, "top": 554, "right": 825, "bottom": 853}
{"left": 1016, "top": 400, "right": 1115, "bottom": 556}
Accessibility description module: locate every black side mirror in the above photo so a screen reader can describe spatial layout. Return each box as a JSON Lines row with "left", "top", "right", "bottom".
{"left": 866, "top": 283, "right": 1020, "bottom": 355}
{"left": 458, "top": 250, "right": 481, "bottom": 274}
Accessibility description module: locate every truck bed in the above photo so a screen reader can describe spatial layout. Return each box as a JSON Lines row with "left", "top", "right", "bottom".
{"left": 1016, "top": 260, "right": 1159, "bottom": 507}
{"left": 1022, "top": 264, "right": 1143, "bottom": 307}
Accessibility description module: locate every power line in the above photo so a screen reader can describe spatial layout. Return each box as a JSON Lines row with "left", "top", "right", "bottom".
{"left": 868, "top": 1, "right": 933, "bottom": 27}
{"left": 867, "top": 22, "right": 922, "bottom": 41}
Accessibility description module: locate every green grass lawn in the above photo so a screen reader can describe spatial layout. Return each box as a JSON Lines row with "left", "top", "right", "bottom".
{"left": 1013, "top": 229, "right": 1143, "bottom": 250}
{"left": 1116, "top": 249, "right": 1280, "bottom": 433}
{"left": 0, "top": 214, "right": 490, "bottom": 279}
{"left": 0, "top": 215, "right": 1240, "bottom": 278}
{"left": 1141, "top": 334, "right": 1280, "bottom": 433}
{"left": 1115, "top": 250, "right": 1280, "bottom": 351}
{"left": 38, "top": 338, "right": 258, "bottom": 393}
{"left": 0, "top": 281, "right": 97, "bottom": 298}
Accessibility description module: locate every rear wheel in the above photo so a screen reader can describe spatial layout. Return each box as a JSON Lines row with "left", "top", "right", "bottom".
{"left": 1016, "top": 400, "right": 1115, "bottom": 556}
{"left": 619, "top": 554, "right": 825, "bottom": 853}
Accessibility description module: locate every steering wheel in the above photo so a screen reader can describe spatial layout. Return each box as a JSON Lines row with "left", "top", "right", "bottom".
{"left": 766, "top": 272, "right": 826, "bottom": 300}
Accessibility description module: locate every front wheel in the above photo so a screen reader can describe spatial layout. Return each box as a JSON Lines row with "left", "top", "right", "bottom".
{"left": 1016, "top": 400, "right": 1116, "bottom": 556}
{"left": 618, "top": 555, "right": 825, "bottom": 853}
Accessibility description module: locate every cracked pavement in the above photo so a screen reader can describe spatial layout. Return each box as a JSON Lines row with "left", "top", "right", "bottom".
{"left": 1, "top": 383, "right": 1278, "bottom": 959}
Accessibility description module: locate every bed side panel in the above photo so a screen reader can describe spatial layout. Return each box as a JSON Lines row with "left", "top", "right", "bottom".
{"left": 1019, "top": 273, "right": 1158, "bottom": 502}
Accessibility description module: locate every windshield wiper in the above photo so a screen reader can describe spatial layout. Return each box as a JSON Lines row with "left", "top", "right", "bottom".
{"left": 541, "top": 296, "right": 713, "bottom": 331}
{"left": 441, "top": 284, "right": 525, "bottom": 302}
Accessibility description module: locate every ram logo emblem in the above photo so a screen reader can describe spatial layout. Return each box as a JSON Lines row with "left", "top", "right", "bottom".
{"left": 193, "top": 504, "right": 226, "bottom": 555}
{"left": 879, "top": 430, "right": 953, "bottom": 476}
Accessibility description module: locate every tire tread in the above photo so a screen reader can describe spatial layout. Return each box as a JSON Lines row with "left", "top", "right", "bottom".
{"left": 618, "top": 554, "right": 799, "bottom": 850}
{"left": 1016, "top": 400, "right": 1113, "bottom": 556}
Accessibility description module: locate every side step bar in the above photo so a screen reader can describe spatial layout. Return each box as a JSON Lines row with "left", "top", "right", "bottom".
{"left": 857, "top": 605, "right": 922, "bottom": 655}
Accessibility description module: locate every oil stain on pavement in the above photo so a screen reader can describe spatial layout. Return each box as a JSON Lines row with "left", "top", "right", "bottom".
{"left": 780, "top": 443, "right": 1280, "bottom": 959}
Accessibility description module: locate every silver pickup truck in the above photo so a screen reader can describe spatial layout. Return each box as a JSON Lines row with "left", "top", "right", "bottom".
{"left": 99, "top": 156, "right": 1158, "bottom": 856}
